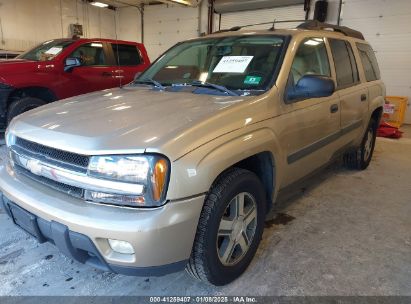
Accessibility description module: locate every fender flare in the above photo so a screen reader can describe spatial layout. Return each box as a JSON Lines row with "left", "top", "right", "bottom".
{"left": 167, "top": 127, "right": 284, "bottom": 203}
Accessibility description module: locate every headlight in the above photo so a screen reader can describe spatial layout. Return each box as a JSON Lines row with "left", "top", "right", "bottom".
{"left": 86, "top": 155, "right": 170, "bottom": 208}
{"left": 4, "top": 128, "right": 15, "bottom": 147}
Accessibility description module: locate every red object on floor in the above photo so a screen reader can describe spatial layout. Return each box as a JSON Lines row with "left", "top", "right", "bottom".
{"left": 377, "top": 121, "right": 403, "bottom": 139}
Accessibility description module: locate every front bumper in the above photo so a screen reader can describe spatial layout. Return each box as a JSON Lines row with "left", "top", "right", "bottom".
{"left": 0, "top": 163, "right": 205, "bottom": 276}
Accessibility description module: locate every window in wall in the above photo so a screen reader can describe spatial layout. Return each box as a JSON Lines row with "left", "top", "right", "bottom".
{"left": 112, "top": 44, "right": 142, "bottom": 66}
{"left": 329, "top": 39, "right": 359, "bottom": 88}
{"left": 70, "top": 43, "right": 107, "bottom": 66}
{"left": 356, "top": 43, "right": 381, "bottom": 82}
{"left": 289, "top": 37, "right": 331, "bottom": 86}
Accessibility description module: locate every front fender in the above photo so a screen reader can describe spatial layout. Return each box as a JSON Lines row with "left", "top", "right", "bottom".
{"left": 167, "top": 125, "right": 283, "bottom": 201}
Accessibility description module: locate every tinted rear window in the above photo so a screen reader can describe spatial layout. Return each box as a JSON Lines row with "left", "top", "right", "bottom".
{"left": 329, "top": 39, "right": 359, "bottom": 89}
{"left": 111, "top": 44, "right": 142, "bottom": 66}
{"left": 356, "top": 43, "right": 381, "bottom": 82}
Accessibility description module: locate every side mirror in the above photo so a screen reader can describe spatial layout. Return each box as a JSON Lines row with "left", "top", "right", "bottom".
{"left": 64, "top": 57, "right": 81, "bottom": 72}
{"left": 286, "top": 75, "right": 335, "bottom": 103}
{"left": 134, "top": 72, "right": 142, "bottom": 81}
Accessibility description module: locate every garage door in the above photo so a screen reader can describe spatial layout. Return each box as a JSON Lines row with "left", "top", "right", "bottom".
{"left": 144, "top": 4, "right": 200, "bottom": 61}
{"left": 219, "top": 5, "right": 306, "bottom": 31}
{"left": 341, "top": 0, "right": 411, "bottom": 123}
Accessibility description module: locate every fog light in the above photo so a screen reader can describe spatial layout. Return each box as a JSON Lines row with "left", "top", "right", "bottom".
{"left": 108, "top": 239, "right": 135, "bottom": 254}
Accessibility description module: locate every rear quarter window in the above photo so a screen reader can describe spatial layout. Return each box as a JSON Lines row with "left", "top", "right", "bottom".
{"left": 356, "top": 43, "right": 381, "bottom": 82}
{"left": 329, "top": 39, "right": 359, "bottom": 89}
{"left": 111, "top": 44, "right": 142, "bottom": 66}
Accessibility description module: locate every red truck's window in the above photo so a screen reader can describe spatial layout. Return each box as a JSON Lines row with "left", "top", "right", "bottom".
{"left": 69, "top": 43, "right": 107, "bottom": 66}
{"left": 111, "top": 44, "right": 142, "bottom": 66}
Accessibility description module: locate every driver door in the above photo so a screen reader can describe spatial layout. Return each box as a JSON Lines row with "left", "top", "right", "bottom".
{"left": 278, "top": 37, "right": 341, "bottom": 186}
{"left": 60, "top": 41, "right": 117, "bottom": 98}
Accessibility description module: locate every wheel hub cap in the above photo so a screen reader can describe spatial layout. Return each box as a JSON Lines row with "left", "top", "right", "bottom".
{"left": 216, "top": 192, "right": 258, "bottom": 266}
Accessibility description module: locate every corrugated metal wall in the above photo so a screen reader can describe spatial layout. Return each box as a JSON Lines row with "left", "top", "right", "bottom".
{"left": 144, "top": 4, "right": 200, "bottom": 60}
{"left": 214, "top": 0, "right": 304, "bottom": 14}
{"left": 0, "top": 0, "right": 117, "bottom": 52}
{"left": 341, "top": 0, "right": 411, "bottom": 123}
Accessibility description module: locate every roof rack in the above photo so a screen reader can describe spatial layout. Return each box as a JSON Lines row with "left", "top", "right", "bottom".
{"left": 297, "top": 20, "right": 365, "bottom": 40}
{"left": 213, "top": 19, "right": 307, "bottom": 34}
{"left": 213, "top": 20, "right": 365, "bottom": 40}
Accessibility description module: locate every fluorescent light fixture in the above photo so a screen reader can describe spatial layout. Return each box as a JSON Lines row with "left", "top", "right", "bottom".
{"left": 160, "top": 0, "right": 192, "bottom": 5}
{"left": 91, "top": 43, "right": 103, "bottom": 48}
{"left": 91, "top": 1, "right": 109, "bottom": 8}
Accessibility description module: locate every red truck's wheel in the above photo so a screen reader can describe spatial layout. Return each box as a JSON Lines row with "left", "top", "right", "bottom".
{"left": 7, "top": 97, "right": 47, "bottom": 125}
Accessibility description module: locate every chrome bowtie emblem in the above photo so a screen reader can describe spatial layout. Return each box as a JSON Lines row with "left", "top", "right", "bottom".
{"left": 26, "top": 159, "right": 43, "bottom": 176}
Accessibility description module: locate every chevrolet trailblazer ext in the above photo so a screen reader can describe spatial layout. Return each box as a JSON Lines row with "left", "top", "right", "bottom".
{"left": 0, "top": 21, "right": 384, "bottom": 286}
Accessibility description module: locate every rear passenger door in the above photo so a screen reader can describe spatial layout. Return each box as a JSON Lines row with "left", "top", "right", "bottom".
{"left": 110, "top": 43, "right": 148, "bottom": 85}
{"left": 329, "top": 39, "right": 368, "bottom": 144}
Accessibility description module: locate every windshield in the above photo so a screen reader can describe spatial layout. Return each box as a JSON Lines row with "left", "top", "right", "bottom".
{"left": 137, "top": 35, "right": 286, "bottom": 95}
{"left": 18, "top": 39, "right": 74, "bottom": 61}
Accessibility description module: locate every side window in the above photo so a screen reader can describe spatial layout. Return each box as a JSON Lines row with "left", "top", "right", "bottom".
{"left": 289, "top": 37, "right": 331, "bottom": 86}
{"left": 69, "top": 42, "right": 107, "bottom": 66}
{"left": 111, "top": 44, "right": 142, "bottom": 66}
{"left": 356, "top": 43, "right": 381, "bottom": 82}
{"left": 329, "top": 39, "right": 359, "bottom": 88}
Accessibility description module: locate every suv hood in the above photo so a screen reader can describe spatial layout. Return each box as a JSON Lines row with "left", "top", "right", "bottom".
{"left": 9, "top": 87, "right": 260, "bottom": 160}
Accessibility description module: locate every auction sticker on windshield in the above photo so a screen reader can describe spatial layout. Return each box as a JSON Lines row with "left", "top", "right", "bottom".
{"left": 213, "top": 56, "right": 253, "bottom": 73}
{"left": 45, "top": 47, "right": 63, "bottom": 55}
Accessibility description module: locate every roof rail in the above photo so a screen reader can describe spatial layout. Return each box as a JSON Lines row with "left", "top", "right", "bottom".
{"left": 297, "top": 20, "right": 365, "bottom": 40}
{"left": 213, "top": 19, "right": 306, "bottom": 34}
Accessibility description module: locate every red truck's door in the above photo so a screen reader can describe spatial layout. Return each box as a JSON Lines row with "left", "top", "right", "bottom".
{"left": 61, "top": 42, "right": 117, "bottom": 96}
{"left": 109, "top": 43, "right": 150, "bottom": 85}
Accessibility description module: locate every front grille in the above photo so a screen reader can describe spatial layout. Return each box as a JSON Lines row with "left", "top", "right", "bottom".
{"left": 15, "top": 137, "right": 89, "bottom": 168}
{"left": 10, "top": 136, "right": 90, "bottom": 199}
{"left": 14, "top": 165, "right": 84, "bottom": 198}
{"left": 14, "top": 137, "right": 89, "bottom": 173}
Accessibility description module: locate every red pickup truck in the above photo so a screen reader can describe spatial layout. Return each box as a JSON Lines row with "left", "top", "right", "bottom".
{"left": 0, "top": 38, "right": 150, "bottom": 128}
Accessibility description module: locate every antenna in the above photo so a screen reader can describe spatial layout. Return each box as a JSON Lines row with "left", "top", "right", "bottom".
{"left": 269, "top": 19, "right": 276, "bottom": 31}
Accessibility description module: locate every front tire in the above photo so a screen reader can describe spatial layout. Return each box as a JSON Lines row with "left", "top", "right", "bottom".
{"left": 344, "top": 118, "right": 377, "bottom": 170}
{"left": 186, "top": 168, "right": 266, "bottom": 286}
{"left": 7, "top": 97, "right": 47, "bottom": 125}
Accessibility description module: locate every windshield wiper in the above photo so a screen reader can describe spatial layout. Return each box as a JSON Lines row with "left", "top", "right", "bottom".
{"left": 190, "top": 81, "right": 239, "bottom": 96}
{"left": 134, "top": 78, "right": 165, "bottom": 90}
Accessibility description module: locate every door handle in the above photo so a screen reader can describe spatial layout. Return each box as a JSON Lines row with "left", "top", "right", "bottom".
{"left": 101, "top": 72, "right": 112, "bottom": 77}
{"left": 361, "top": 94, "right": 367, "bottom": 101}
{"left": 330, "top": 104, "right": 339, "bottom": 113}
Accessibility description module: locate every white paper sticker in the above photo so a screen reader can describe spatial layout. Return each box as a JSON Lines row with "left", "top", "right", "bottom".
{"left": 45, "top": 47, "right": 63, "bottom": 55}
{"left": 213, "top": 56, "right": 254, "bottom": 73}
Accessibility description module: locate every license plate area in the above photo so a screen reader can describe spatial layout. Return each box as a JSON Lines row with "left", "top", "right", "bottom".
{"left": 9, "top": 203, "right": 46, "bottom": 242}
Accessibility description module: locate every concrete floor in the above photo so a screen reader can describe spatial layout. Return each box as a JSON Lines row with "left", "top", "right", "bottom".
{"left": 0, "top": 127, "right": 410, "bottom": 296}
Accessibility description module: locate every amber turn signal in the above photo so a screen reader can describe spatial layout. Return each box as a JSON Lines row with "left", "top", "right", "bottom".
{"left": 151, "top": 158, "right": 168, "bottom": 202}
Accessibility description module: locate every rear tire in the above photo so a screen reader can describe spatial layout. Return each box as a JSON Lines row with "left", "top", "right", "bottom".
{"left": 344, "top": 118, "right": 377, "bottom": 170}
{"left": 7, "top": 97, "right": 47, "bottom": 125}
{"left": 186, "top": 168, "right": 266, "bottom": 286}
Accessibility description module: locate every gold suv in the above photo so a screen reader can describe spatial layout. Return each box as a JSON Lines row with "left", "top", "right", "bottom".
{"left": 0, "top": 21, "right": 385, "bottom": 285}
